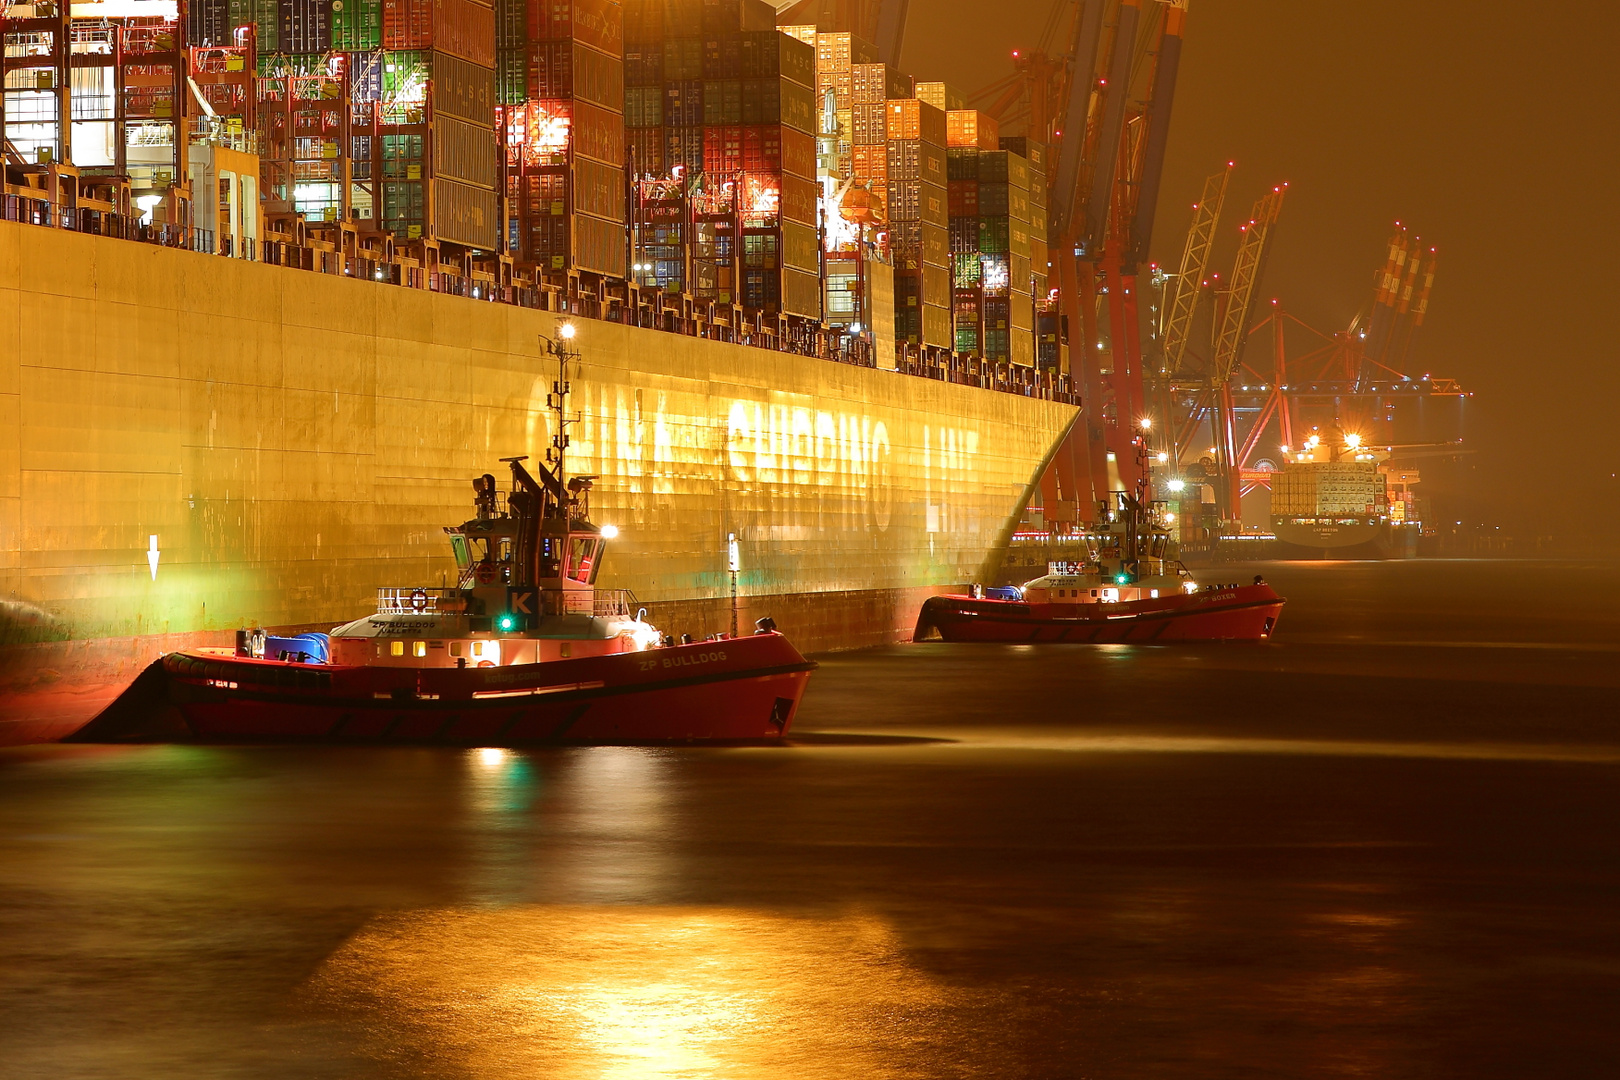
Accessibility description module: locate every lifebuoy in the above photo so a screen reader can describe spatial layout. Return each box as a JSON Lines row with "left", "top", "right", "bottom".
{"left": 409, "top": 587, "right": 429, "bottom": 612}
{"left": 475, "top": 562, "right": 498, "bottom": 585}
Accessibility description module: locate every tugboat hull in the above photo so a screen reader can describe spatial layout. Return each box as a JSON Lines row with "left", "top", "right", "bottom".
{"left": 78, "top": 634, "right": 815, "bottom": 744}
{"left": 914, "top": 584, "right": 1284, "bottom": 644}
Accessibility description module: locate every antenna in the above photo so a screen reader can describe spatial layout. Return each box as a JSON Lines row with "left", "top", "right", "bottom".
{"left": 543, "top": 322, "right": 579, "bottom": 495}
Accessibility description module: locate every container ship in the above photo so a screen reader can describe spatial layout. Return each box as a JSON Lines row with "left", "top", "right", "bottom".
{"left": 1, "top": 0, "right": 1231, "bottom": 742}
{"left": 0, "top": 0, "right": 1103, "bottom": 743}
{"left": 1267, "top": 454, "right": 1420, "bottom": 560}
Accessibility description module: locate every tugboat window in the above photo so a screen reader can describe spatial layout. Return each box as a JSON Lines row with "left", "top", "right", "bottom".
{"left": 413, "top": 641, "right": 427, "bottom": 658}
{"left": 569, "top": 537, "right": 600, "bottom": 583}
{"left": 450, "top": 642, "right": 463, "bottom": 657}
{"left": 390, "top": 641, "right": 405, "bottom": 657}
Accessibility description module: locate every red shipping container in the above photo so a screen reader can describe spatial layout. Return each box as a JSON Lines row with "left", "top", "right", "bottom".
{"left": 382, "top": 0, "right": 496, "bottom": 65}
{"left": 382, "top": 0, "right": 428, "bottom": 49}
{"left": 740, "top": 124, "right": 768, "bottom": 172}
{"left": 948, "top": 179, "right": 978, "bottom": 217}
{"left": 702, "top": 124, "right": 742, "bottom": 176}
{"left": 759, "top": 125, "right": 781, "bottom": 172}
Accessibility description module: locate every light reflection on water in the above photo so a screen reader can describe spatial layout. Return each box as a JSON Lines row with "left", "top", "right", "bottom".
{"left": 307, "top": 906, "right": 952, "bottom": 1080}
{"left": 8, "top": 561, "right": 1620, "bottom": 1077}
{"left": 460, "top": 747, "right": 678, "bottom": 907}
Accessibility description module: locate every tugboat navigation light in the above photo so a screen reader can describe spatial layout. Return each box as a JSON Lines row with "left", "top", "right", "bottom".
{"left": 497, "top": 613, "right": 518, "bottom": 632}
{"left": 599, "top": 524, "right": 619, "bottom": 539}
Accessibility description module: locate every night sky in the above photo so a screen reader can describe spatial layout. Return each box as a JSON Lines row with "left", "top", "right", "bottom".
{"left": 902, "top": 0, "right": 1620, "bottom": 542}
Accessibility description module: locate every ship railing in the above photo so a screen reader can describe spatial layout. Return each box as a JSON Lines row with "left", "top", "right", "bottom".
{"left": 560, "top": 590, "right": 639, "bottom": 618}
{"left": 376, "top": 587, "right": 464, "bottom": 614}
{"left": 0, "top": 180, "right": 1090, "bottom": 407}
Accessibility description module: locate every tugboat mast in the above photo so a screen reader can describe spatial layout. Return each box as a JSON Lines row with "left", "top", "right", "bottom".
{"left": 543, "top": 321, "right": 579, "bottom": 500}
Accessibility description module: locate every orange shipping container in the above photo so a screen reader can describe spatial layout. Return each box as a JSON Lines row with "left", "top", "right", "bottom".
{"left": 814, "top": 31, "right": 877, "bottom": 74}
{"left": 571, "top": 98, "right": 625, "bottom": 164}
{"left": 780, "top": 126, "right": 815, "bottom": 178}
{"left": 780, "top": 172, "right": 817, "bottom": 226}
{"left": 887, "top": 98, "right": 945, "bottom": 145}
{"left": 851, "top": 142, "right": 886, "bottom": 181}
{"left": 815, "top": 69, "right": 853, "bottom": 108}
{"left": 432, "top": 0, "right": 497, "bottom": 67}
{"left": 914, "top": 80, "right": 965, "bottom": 112}
{"left": 946, "top": 109, "right": 998, "bottom": 151}
{"left": 851, "top": 102, "right": 886, "bottom": 145}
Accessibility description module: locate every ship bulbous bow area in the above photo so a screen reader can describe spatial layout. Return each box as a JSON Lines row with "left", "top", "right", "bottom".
{"left": 912, "top": 597, "right": 948, "bottom": 642}
{"left": 65, "top": 659, "right": 190, "bottom": 743}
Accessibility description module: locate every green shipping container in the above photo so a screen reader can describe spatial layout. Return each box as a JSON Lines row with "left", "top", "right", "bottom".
{"left": 496, "top": 50, "right": 525, "bottom": 105}
{"left": 253, "top": 0, "right": 278, "bottom": 52}
{"left": 331, "top": 0, "right": 382, "bottom": 52}
{"left": 381, "top": 179, "right": 426, "bottom": 239}
{"left": 227, "top": 0, "right": 254, "bottom": 34}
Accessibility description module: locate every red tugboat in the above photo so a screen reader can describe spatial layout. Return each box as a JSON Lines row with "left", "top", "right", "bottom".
{"left": 80, "top": 325, "right": 815, "bottom": 745}
{"left": 914, "top": 494, "right": 1285, "bottom": 644}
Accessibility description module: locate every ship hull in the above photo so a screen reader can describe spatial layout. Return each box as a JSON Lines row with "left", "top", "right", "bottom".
{"left": 1, "top": 222, "right": 1074, "bottom": 742}
{"left": 1272, "top": 519, "right": 1420, "bottom": 560}
{"left": 72, "top": 633, "right": 814, "bottom": 744}
{"left": 913, "top": 584, "right": 1285, "bottom": 644}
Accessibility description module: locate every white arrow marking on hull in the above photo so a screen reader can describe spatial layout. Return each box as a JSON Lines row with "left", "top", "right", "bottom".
{"left": 147, "top": 535, "right": 160, "bottom": 581}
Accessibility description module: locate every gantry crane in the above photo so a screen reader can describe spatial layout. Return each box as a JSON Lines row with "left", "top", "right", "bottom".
{"left": 1206, "top": 184, "right": 1285, "bottom": 518}
{"left": 990, "top": 0, "right": 1185, "bottom": 525}
{"left": 1160, "top": 164, "right": 1229, "bottom": 377}
{"left": 1184, "top": 223, "right": 1458, "bottom": 529}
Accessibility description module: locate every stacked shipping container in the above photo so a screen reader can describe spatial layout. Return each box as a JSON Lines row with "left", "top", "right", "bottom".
{"left": 811, "top": 30, "right": 875, "bottom": 182}
{"left": 622, "top": 0, "right": 816, "bottom": 314}
{"left": 170, "top": 1, "right": 1057, "bottom": 359}
{"left": 885, "top": 96, "right": 948, "bottom": 348}
{"left": 943, "top": 110, "right": 1038, "bottom": 365}
{"left": 242, "top": 0, "right": 498, "bottom": 246}
{"left": 845, "top": 59, "right": 907, "bottom": 217}
{"left": 497, "top": 0, "right": 626, "bottom": 273}
{"left": 1000, "top": 135, "right": 1048, "bottom": 366}
{"left": 913, "top": 80, "right": 965, "bottom": 113}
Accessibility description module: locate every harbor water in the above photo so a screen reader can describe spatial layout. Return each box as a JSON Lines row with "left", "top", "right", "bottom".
{"left": 3, "top": 559, "right": 1619, "bottom": 1077}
